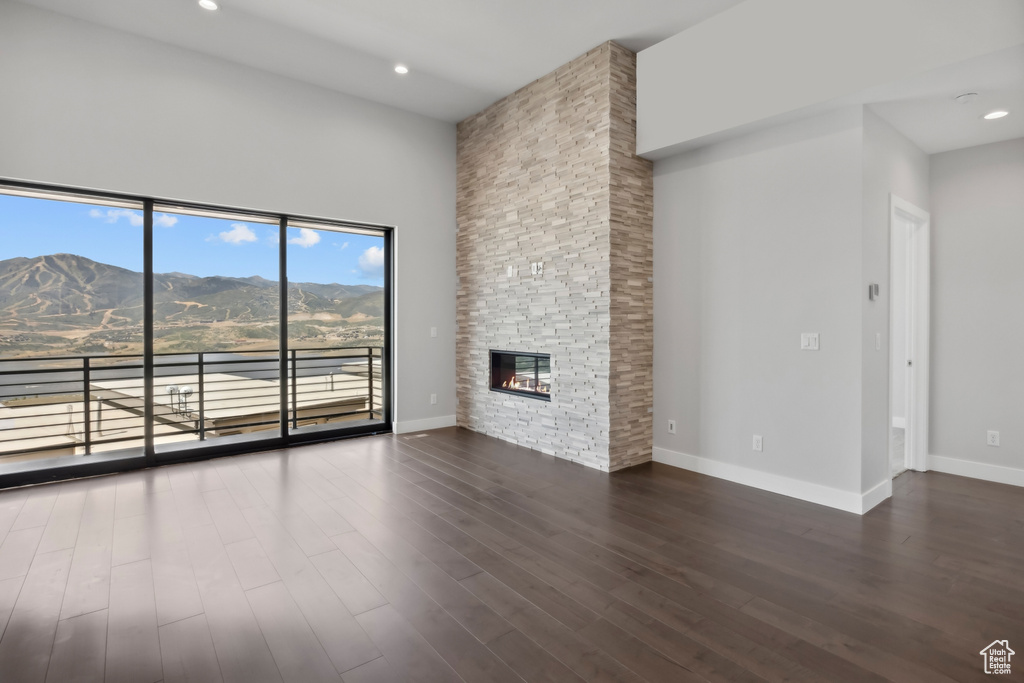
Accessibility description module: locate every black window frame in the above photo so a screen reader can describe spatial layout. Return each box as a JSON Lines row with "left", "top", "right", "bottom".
{"left": 0, "top": 178, "right": 393, "bottom": 489}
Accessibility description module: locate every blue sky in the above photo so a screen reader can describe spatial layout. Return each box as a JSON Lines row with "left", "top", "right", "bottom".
{"left": 0, "top": 193, "right": 384, "bottom": 285}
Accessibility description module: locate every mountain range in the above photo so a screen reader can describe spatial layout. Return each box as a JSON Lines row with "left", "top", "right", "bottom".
{"left": 0, "top": 254, "right": 383, "bottom": 354}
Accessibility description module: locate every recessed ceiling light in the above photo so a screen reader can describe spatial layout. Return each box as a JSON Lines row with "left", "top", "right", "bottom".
{"left": 983, "top": 110, "right": 1009, "bottom": 120}
{"left": 394, "top": 65, "right": 409, "bottom": 75}
{"left": 198, "top": 0, "right": 218, "bottom": 10}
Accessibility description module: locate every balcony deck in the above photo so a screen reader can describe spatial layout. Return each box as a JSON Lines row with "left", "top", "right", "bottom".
{"left": 0, "top": 348, "right": 382, "bottom": 465}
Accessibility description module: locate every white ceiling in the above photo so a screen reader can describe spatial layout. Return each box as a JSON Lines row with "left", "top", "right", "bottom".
{"left": 865, "top": 45, "right": 1024, "bottom": 155}
{"left": 15, "top": 0, "right": 743, "bottom": 123}
{"left": 15, "top": 0, "right": 1023, "bottom": 152}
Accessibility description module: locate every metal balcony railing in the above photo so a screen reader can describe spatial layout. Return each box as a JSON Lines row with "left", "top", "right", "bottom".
{"left": 0, "top": 347, "right": 383, "bottom": 460}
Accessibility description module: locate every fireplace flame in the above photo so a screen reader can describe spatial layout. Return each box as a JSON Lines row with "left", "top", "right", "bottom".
{"left": 499, "top": 373, "right": 549, "bottom": 394}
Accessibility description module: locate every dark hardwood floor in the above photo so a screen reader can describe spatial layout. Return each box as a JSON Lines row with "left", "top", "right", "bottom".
{"left": 0, "top": 426, "right": 1020, "bottom": 682}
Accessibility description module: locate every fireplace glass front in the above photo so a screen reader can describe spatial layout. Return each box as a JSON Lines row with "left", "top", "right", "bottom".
{"left": 489, "top": 350, "right": 550, "bottom": 401}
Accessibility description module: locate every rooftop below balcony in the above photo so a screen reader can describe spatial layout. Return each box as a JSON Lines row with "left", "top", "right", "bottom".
{"left": 0, "top": 347, "right": 382, "bottom": 468}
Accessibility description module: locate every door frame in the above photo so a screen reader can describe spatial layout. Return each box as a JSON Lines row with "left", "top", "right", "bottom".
{"left": 889, "top": 194, "right": 930, "bottom": 473}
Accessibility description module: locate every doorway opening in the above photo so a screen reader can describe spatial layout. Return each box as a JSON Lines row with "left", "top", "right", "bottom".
{"left": 889, "top": 195, "right": 930, "bottom": 479}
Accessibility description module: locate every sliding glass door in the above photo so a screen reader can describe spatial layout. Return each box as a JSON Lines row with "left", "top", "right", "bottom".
{"left": 150, "top": 207, "right": 282, "bottom": 457}
{"left": 0, "top": 182, "right": 391, "bottom": 485}
{"left": 0, "top": 189, "right": 146, "bottom": 475}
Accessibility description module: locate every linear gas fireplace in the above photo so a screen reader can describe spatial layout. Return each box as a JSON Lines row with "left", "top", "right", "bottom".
{"left": 490, "top": 350, "right": 551, "bottom": 401}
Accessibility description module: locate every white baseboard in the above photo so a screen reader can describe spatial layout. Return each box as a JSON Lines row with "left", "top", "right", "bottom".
{"left": 393, "top": 415, "right": 456, "bottom": 435}
{"left": 652, "top": 447, "right": 890, "bottom": 515}
{"left": 860, "top": 478, "right": 892, "bottom": 513}
{"left": 928, "top": 454, "right": 1024, "bottom": 488}
{"left": 892, "top": 417, "right": 906, "bottom": 429}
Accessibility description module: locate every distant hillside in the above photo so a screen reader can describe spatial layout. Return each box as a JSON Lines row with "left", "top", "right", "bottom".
{"left": 0, "top": 253, "right": 143, "bottom": 319}
{"left": 0, "top": 254, "right": 383, "bottom": 355}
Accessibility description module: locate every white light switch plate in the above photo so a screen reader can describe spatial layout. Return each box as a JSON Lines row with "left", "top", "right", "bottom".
{"left": 801, "top": 333, "right": 820, "bottom": 351}
{"left": 430, "top": 326, "right": 437, "bottom": 338}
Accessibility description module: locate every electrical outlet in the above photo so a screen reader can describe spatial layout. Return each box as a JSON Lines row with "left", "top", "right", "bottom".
{"left": 430, "top": 326, "right": 437, "bottom": 338}
{"left": 430, "top": 393, "right": 437, "bottom": 405}
{"left": 667, "top": 420, "right": 676, "bottom": 435}
{"left": 875, "top": 332, "right": 881, "bottom": 351}
{"left": 753, "top": 435, "right": 763, "bottom": 452}
{"left": 987, "top": 430, "right": 1000, "bottom": 447}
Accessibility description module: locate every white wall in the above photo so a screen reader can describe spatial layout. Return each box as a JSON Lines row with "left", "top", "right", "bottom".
{"left": 860, "top": 109, "right": 929, "bottom": 490}
{"left": 929, "top": 138, "right": 1024, "bottom": 481}
{"left": 0, "top": 2, "right": 457, "bottom": 430}
{"left": 653, "top": 108, "right": 868, "bottom": 511}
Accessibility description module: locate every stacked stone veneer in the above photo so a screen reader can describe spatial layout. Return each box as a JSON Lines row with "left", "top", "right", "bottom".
{"left": 455, "top": 42, "right": 653, "bottom": 472}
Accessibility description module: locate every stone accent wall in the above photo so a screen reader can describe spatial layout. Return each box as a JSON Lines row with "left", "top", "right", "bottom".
{"left": 607, "top": 46, "right": 655, "bottom": 469}
{"left": 455, "top": 42, "right": 653, "bottom": 472}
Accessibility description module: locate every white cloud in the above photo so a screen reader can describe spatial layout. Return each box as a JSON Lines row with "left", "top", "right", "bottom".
{"left": 218, "top": 223, "right": 258, "bottom": 245}
{"left": 89, "top": 208, "right": 143, "bottom": 227}
{"left": 340, "top": 242, "right": 349, "bottom": 250}
{"left": 358, "top": 245, "right": 385, "bottom": 278}
{"left": 288, "top": 228, "right": 321, "bottom": 248}
{"left": 89, "top": 208, "right": 177, "bottom": 228}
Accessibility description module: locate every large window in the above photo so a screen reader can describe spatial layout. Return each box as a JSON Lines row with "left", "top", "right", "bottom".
{"left": 0, "top": 191, "right": 145, "bottom": 470}
{"left": 0, "top": 183, "right": 391, "bottom": 485}
{"left": 286, "top": 222, "right": 385, "bottom": 433}
{"left": 150, "top": 209, "right": 282, "bottom": 453}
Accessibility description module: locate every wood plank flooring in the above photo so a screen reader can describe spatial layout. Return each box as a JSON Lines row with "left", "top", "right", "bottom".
{"left": 0, "top": 426, "right": 1020, "bottom": 682}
